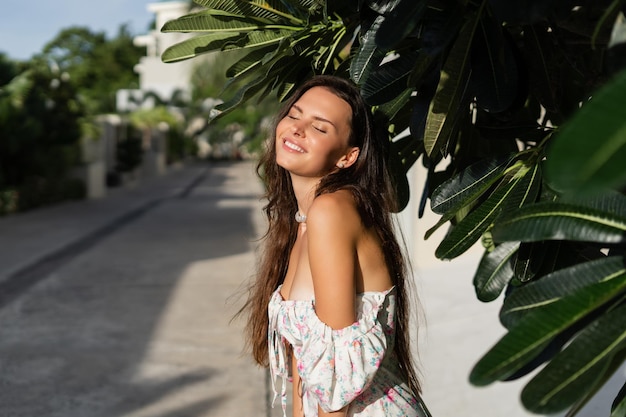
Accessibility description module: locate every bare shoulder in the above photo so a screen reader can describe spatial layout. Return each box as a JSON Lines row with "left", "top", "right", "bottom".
{"left": 307, "top": 190, "right": 360, "bottom": 233}
{"left": 306, "top": 190, "right": 361, "bottom": 329}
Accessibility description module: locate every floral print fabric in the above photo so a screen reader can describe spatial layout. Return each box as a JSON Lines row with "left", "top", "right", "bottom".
{"left": 268, "top": 285, "right": 424, "bottom": 417}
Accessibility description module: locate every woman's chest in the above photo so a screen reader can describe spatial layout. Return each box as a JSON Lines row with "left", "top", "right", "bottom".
{"left": 281, "top": 228, "right": 315, "bottom": 300}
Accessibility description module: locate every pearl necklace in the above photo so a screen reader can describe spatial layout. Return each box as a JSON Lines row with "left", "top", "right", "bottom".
{"left": 295, "top": 211, "right": 307, "bottom": 223}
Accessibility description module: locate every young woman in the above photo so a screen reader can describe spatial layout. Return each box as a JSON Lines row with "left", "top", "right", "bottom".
{"left": 242, "top": 75, "right": 430, "bottom": 417}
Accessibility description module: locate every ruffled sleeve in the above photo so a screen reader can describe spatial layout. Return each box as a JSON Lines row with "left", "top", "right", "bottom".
{"left": 296, "top": 292, "right": 393, "bottom": 413}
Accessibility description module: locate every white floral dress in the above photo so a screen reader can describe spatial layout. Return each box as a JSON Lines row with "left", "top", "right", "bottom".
{"left": 268, "top": 285, "right": 431, "bottom": 417}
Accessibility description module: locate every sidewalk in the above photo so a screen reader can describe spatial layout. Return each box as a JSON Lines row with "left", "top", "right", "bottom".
{"left": 0, "top": 161, "right": 269, "bottom": 417}
{"left": 0, "top": 163, "right": 207, "bottom": 289}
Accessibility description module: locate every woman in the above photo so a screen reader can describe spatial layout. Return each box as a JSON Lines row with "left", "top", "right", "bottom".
{"left": 242, "top": 75, "right": 430, "bottom": 417}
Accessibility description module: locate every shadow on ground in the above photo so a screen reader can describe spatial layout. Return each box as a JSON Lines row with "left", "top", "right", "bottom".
{"left": 0, "top": 162, "right": 265, "bottom": 417}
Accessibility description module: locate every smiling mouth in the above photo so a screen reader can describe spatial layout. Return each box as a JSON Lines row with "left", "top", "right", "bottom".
{"left": 284, "top": 139, "right": 305, "bottom": 153}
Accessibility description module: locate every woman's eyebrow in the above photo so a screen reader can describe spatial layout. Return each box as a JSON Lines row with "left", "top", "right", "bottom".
{"left": 292, "top": 104, "right": 337, "bottom": 129}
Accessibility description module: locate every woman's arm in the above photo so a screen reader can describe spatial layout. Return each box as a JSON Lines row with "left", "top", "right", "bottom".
{"left": 307, "top": 192, "right": 360, "bottom": 330}
{"left": 318, "top": 404, "right": 349, "bottom": 417}
{"left": 306, "top": 193, "right": 360, "bottom": 416}
{"left": 304, "top": 191, "right": 388, "bottom": 416}
{"left": 308, "top": 193, "right": 358, "bottom": 416}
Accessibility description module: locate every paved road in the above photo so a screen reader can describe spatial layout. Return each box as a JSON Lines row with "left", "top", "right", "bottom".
{"left": 0, "top": 161, "right": 268, "bottom": 417}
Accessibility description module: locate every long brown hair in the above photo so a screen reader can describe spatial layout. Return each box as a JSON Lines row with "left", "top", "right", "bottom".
{"left": 240, "top": 75, "right": 421, "bottom": 396}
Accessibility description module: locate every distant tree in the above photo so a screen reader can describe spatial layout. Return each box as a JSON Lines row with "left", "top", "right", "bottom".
{"left": 39, "top": 25, "right": 145, "bottom": 114}
{"left": 0, "top": 60, "right": 86, "bottom": 213}
{"left": 0, "top": 53, "right": 17, "bottom": 85}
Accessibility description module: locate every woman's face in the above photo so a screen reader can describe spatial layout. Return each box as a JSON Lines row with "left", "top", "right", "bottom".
{"left": 275, "top": 86, "right": 355, "bottom": 178}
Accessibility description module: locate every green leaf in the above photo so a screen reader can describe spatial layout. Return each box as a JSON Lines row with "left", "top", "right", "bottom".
{"left": 523, "top": 25, "right": 559, "bottom": 113}
{"left": 162, "top": 28, "right": 295, "bottom": 63}
{"left": 512, "top": 242, "right": 535, "bottom": 283}
{"left": 521, "top": 302, "right": 626, "bottom": 414}
{"left": 471, "top": 14, "right": 519, "bottom": 113}
{"left": 388, "top": 133, "right": 420, "bottom": 211}
{"left": 426, "top": 154, "right": 515, "bottom": 240}
{"left": 424, "top": 10, "right": 480, "bottom": 158}
{"left": 500, "top": 256, "right": 626, "bottom": 328}
{"left": 406, "top": 49, "right": 436, "bottom": 88}
{"left": 545, "top": 69, "right": 626, "bottom": 194}
{"left": 225, "top": 46, "right": 276, "bottom": 78}
{"left": 212, "top": 45, "right": 302, "bottom": 118}
{"left": 513, "top": 241, "right": 557, "bottom": 283}
{"left": 435, "top": 161, "right": 540, "bottom": 259}
{"left": 474, "top": 241, "right": 519, "bottom": 302}
{"left": 161, "top": 32, "right": 244, "bottom": 63}
{"left": 350, "top": 15, "right": 386, "bottom": 84}
{"left": 308, "top": 22, "right": 349, "bottom": 73}
{"left": 612, "top": 381, "right": 626, "bottom": 417}
{"left": 244, "top": 29, "right": 296, "bottom": 52}
{"left": 211, "top": 75, "right": 268, "bottom": 118}
{"left": 193, "top": 0, "right": 304, "bottom": 23}
{"left": 424, "top": 212, "right": 454, "bottom": 240}
{"left": 374, "top": 0, "right": 427, "bottom": 51}
{"left": 275, "top": 60, "right": 310, "bottom": 102}
{"left": 377, "top": 88, "right": 413, "bottom": 121}
{"left": 470, "top": 270, "right": 626, "bottom": 386}
{"left": 389, "top": 133, "right": 424, "bottom": 175}
{"left": 561, "top": 190, "right": 626, "bottom": 219}
{"left": 430, "top": 154, "right": 514, "bottom": 215}
{"left": 565, "top": 352, "right": 626, "bottom": 417}
{"left": 161, "top": 10, "right": 293, "bottom": 33}
{"left": 389, "top": 158, "right": 411, "bottom": 212}
{"left": 491, "top": 202, "right": 626, "bottom": 245}
{"left": 361, "top": 51, "right": 419, "bottom": 105}
{"left": 271, "top": 48, "right": 316, "bottom": 102}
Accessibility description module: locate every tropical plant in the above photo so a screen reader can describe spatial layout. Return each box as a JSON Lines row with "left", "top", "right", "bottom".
{"left": 161, "top": 0, "right": 626, "bottom": 415}
{"left": 160, "top": 0, "right": 359, "bottom": 117}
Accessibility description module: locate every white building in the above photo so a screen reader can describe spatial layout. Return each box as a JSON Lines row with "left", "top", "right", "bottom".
{"left": 117, "top": 0, "right": 194, "bottom": 111}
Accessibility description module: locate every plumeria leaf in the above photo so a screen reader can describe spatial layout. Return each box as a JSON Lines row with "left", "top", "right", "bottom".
{"left": 474, "top": 241, "right": 519, "bottom": 302}
{"left": 521, "top": 302, "right": 626, "bottom": 414}
{"left": 545, "top": 69, "right": 626, "bottom": 194}
{"left": 436, "top": 161, "right": 540, "bottom": 259}
{"left": 424, "top": 12, "right": 479, "bottom": 157}
{"left": 500, "top": 256, "right": 626, "bottom": 328}
{"left": 470, "top": 270, "right": 626, "bottom": 385}
{"left": 431, "top": 154, "right": 514, "bottom": 215}
{"left": 492, "top": 201, "right": 626, "bottom": 245}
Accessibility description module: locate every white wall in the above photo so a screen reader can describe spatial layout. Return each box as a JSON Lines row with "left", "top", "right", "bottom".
{"left": 124, "top": 1, "right": 195, "bottom": 108}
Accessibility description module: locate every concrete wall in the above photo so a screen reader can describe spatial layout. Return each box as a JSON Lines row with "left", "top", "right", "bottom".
{"left": 74, "top": 115, "right": 169, "bottom": 199}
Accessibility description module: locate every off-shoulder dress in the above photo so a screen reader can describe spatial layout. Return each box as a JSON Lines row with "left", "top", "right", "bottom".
{"left": 268, "top": 285, "right": 430, "bottom": 417}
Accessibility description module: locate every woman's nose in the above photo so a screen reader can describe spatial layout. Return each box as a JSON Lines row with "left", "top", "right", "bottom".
{"left": 290, "top": 120, "right": 304, "bottom": 136}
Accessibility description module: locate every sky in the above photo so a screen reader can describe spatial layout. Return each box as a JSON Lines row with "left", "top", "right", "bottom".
{"left": 0, "top": 0, "right": 156, "bottom": 61}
